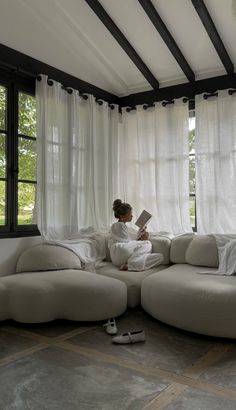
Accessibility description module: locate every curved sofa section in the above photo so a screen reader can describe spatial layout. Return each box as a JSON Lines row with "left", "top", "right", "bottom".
{"left": 0, "top": 269, "right": 127, "bottom": 323}
{"left": 141, "top": 263, "right": 236, "bottom": 339}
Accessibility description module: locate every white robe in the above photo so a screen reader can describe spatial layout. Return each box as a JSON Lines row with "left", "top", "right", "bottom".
{"left": 108, "top": 222, "right": 164, "bottom": 271}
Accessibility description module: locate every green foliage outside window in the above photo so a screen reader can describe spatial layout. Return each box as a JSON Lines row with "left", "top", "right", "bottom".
{"left": 0, "top": 86, "right": 6, "bottom": 130}
{"left": 0, "top": 87, "right": 37, "bottom": 227}
{"left": 18, "top": 92, "right": 37, "bottom": 225}
{"left": 188, "top": 119, "right": 196, "bottom": 228}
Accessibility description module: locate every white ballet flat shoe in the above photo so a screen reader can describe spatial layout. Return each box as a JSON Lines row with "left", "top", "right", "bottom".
{"left": 103, "top": 318, "right": 118, "bottom": 335}
{"left": 112, "top": 330, "right": 146, "bottom": 344}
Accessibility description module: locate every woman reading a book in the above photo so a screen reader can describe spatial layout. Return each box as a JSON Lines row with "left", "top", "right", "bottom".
{"left": 108, "top": 199, "right": 164, "bottom": 271}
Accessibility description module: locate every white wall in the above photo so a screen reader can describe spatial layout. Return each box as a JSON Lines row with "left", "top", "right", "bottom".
{"left": 0, "top": 236, "right": 42, "bottom": 276}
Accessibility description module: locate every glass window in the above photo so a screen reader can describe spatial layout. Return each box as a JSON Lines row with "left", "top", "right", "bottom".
{"left": 0, "top": 180, "right": 6, "bottom": 226}
{"left": 0, "top": 133, "right": 6, "bottom": 178}
{"left": 0, "top": 77, "right": 38, "bottom": 237}
{"left": 18, "top": 182, "right": 36, "bottom": 225}
{"left": 18, "top": 137, "right": 37, "bottom": 181}
{"left": 0, "top": 86, "right": 6, "bottom": 130}
{"left": 17, "top": 91, "right": 37, "bottom": 228}
{"left": 188, "top": 111, "right": 196, "bottom": 230}
{"left": 18, "top": 92, "right": 36, "bottom": 137}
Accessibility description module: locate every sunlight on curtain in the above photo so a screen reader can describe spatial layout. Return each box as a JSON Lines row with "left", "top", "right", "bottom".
{"left": 36, "top": 75, "right": 119, "bottom": 239}
{"left": 195, "top": 90, "right": 236, "bottom": 234}
{"left": 120, "top": 99, "right": 192, "bottom": 234}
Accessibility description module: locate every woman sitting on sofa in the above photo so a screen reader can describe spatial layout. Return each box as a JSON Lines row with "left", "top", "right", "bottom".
{"left": 108, "top": 199, "right": 164, "bottom": 271}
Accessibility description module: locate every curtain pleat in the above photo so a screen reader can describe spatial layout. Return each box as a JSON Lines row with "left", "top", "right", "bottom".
{"left": 195, "top": 90, "right": 236, "bottom": 234}
{"left": 120, "top": 100, "right": 192, "bottom": 234}
{"left": 36, "top": 75, "right": 119, "bottom": 239}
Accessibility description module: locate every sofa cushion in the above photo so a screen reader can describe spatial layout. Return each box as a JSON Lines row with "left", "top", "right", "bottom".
{"left": 16, "top": 244, "right": 82, "bottom": 273}
{"left": 150, "top": 235, "right": 171, "bottom": 265}
{"left": 97, "top": 262, "right": 166, "bottom": 308}
{"left": 141, "top": 263, "right": 236, "bottom": 338}
{"left": 185, "top": 235, "right": 219, "bottom": 267}
{"left": 170, "top": 234, "right": 195, "bottom": 263}
{"left": 0, "top": 270, "right": 127, "bottom": 322}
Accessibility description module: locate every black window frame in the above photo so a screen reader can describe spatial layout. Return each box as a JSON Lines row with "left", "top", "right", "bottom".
{"left": 0, "top": 69, "right": 39, "bottom": 238}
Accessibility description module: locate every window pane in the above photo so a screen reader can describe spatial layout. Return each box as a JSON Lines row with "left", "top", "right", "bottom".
{"left": 18, "top": 182, "right": 36, "bottom": 225}
{"left": 0, "top": 133, "right": 6, "bottom": 178}
{"left": 0, "top": 85, "right": 7, "bottom": 130}
{"left": 18, "top": 92, "right": 36, "bottom": 137}
{"left": 190, "top": 196, "right": 195, "bottom": 228}
{"left": 18, "top": 137, "right": 36, "bottom": 181}
{"left": 189, "top": 156, "right": 195, "bottom": 194}
{"left": 0, "top": 180, "right": 6, "bottom": 225}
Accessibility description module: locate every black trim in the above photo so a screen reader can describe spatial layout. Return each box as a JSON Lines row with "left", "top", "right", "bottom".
{"left": 0, "top": 230, "right": 40, "bottom": 238}
{"left": 191, "top": 0, "right": 234, "bottom": 74}
{"left": 84, "top": 0, "right": 159, "bottom": 90}
{"left": 138, "top": 0, "right": 195, "bottom": 82}
{"left": 0, "top": 43, "right": 119, "bottom": 104}
{"left": 119, "top": 73, "right": 236, "bottom": 107}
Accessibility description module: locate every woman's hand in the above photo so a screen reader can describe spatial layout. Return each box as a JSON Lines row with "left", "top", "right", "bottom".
{"left": 140, "top": 231, "right": 149, "bottom": 240}
{"left": 138, "top": 226, "right": 149, "bottom": 240}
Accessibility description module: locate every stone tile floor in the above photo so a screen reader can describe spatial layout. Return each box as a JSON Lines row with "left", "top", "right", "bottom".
{"left": 0, "top": 308, "right": 236, "bottom": 409}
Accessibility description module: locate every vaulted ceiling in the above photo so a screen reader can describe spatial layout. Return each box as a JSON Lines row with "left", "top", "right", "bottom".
{"left": 0, "top": 0, "right": 235, "bottom": 99}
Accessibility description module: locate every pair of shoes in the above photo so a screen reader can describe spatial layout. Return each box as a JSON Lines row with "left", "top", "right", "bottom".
{"left": 112, "top": 330, "right": 146, "bottom": 344}
{"left": 103, "top": 318, "right": 118, "bottom": 335}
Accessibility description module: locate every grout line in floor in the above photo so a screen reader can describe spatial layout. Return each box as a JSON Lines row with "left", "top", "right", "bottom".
{"left": 0, "top": 343, "right": 48, "bottom": 368}
{"left": 1, "top": 324, "right": 99, "bottom": 344}
{"left": 141, "top": 341, "right": 235, "bottom": 409}
{"left": 56, "top": 340, "right": 236, "bottom": 402}
{"left": 142, "top": 383, "right": 187, "bottom": 410}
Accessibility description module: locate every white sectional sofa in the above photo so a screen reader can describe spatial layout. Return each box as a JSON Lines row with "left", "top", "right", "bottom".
{"left": 0, "top": 244, "right": 127, "bottom": 323}
{"left": 1, "top": 233, "right": 236, "bottom": 339}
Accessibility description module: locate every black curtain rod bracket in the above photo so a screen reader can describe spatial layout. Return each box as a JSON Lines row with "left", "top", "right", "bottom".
{"left": 203, "top": 92, "right": 218, "bottom": 99}
{"left": 143, "top": 103, "right": 155, "bottom": 110}
{"left": 162, "top": 100, "right": 174, "bottom": 107}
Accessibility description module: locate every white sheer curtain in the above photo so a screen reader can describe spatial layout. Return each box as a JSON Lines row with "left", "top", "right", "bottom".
{"left": 120, "top": 99, "right": 191, "bottom": 234}
{"left": 195, "top": 90, "right": 236, "bottom": 234}
{"left": 36, "top": 75, "right": 119, "bottom": 239}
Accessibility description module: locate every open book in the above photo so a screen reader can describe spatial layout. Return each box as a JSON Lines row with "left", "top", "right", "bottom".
{"left": 135, "top": 210, "right": 152, "bottom": 231}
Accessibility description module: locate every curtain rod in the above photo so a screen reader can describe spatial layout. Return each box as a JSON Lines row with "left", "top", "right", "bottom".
{"left": 125, "top": 89, "right": 236, "bottom": 111}
{"left": 125, "top": 96, "right": 194, "bottom": 112}
{"left": 36, "top": 75, "right": 115, "bottom": 109}
{"left": 203, "top": 89, "right": 236, "bottom": 99}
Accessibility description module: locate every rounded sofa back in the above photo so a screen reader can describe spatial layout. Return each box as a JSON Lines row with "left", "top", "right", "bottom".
{"left": 170, "top": 234, "right": 219, "bottom": 267}
{"left": 16, "top": 244, "right": 82, "bottom": 273}
{"left": 170, "top": 234, "right": 195, "bottom": 263}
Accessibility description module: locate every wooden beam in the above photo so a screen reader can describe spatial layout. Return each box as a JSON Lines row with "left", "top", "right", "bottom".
{"left": 84, "top": 0, "right": 159, "bottom": 89}
{"left": 119, "top": 73, "right": 236, "bottom": 107}
{"left": 191, "top": 0, "right": 234, "bottom": 74}
{"left": 138, "top": 0, "right": 195, "bottom": 82}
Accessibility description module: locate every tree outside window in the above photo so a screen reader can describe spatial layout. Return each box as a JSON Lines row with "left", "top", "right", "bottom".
{"left": 0, "top": 78, "right": 38, "bottom": 236}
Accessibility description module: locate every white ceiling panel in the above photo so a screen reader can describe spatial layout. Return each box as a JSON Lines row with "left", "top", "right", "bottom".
{"left": 0, "top": 0, "right": 235, "bottom": 96}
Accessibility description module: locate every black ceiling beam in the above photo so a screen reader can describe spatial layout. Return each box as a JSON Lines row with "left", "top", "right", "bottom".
{"left": 138, "top": 0, "right": 195, "bottom": 82}
{"left": 84, "top": 0, "right": 159, "bottom": 90}
{"left": 119, "top": 73, "right": 236, "bottom": 107}
{"left": 191, "top": 0, "right": 234, "bottom": 74}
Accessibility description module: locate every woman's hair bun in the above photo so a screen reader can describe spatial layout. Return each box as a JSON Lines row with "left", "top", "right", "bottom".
{"left": 113, "top": 199, "right": 122, "bottom": 211}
